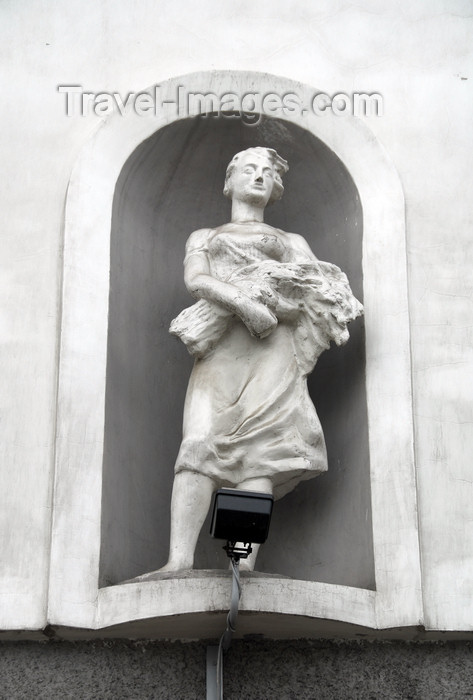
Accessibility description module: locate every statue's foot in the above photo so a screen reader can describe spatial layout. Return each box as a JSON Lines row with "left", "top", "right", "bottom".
{"left": 124, "top": 562, "right": 192, "bottom": 583}
{"left": 238, "top": 559, "right": 255, "bottom": 572}
{"left": 155, "top": 560, "right": 192, "bottom": 574}
{"left": 229, "top": 558, "right": 255, "bottom": 572}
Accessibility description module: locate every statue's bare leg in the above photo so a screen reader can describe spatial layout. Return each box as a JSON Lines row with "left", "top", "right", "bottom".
{"left": 234, "top": 477, "right": 273, "bottom": 572}
{"left": 158, "top": 470, "right": 216, "bottom": 572}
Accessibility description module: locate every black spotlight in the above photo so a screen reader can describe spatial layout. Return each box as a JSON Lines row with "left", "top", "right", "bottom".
{"left": 210, "top": 488, "right": 274, "bottom": 560}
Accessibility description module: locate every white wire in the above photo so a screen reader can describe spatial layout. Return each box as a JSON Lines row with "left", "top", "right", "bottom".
{"left": 216, "top": 557, "right": 242, "bottom": 699}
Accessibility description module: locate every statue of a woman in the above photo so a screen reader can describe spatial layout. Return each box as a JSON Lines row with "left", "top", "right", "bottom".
{"left": 159, "top": 146, "right": 362, "bottom": 572}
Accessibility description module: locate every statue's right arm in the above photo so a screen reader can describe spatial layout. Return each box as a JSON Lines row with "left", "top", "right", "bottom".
{"left": 183, "top": 229, "right": 277, "bottom": 339}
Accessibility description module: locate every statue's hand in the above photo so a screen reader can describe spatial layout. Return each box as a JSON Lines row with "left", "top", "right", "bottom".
{"left": 243, "top": 301, "right": 278, "bottom": 339}
{"left": 248, "top": 284, "right": 299, "bottom": 324}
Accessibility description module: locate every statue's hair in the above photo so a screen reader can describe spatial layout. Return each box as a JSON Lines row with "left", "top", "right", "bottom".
{"left": 223, "top": 147, "right": 289, "bottom": 203}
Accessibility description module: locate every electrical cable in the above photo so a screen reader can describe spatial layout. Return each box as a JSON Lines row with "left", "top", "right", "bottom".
{"left": 216, "top": 557, "right": 241, "bottom": 699}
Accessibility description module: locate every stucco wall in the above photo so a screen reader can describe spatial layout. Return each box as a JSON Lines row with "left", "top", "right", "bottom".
{"left": 1, "top": 0, "right": 472, "bottom": 635}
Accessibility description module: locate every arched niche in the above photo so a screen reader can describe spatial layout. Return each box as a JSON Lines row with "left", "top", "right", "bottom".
{"left": 100, "top": 115, "right": 373, "bottom": 589}
{"left": 49, "top": 71, "right": 422, "bottom": 636}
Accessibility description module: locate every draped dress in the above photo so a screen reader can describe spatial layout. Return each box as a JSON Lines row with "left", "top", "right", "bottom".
{"left": 170, "top": 223, "right": 362, "bottom": 500}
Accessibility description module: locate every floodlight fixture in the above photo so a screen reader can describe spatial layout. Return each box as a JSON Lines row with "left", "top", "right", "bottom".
{"left": 210, "top": 488, "right": 274, "bottom": 561}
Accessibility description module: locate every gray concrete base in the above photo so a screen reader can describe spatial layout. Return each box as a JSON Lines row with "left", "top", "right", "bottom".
{"left": 1, "top": 639, "right": 472, "bottom": 699}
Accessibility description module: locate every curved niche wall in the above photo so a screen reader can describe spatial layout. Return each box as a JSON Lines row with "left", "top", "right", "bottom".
{"left": 99, "top": 114, "right": 374, "bottom": 589}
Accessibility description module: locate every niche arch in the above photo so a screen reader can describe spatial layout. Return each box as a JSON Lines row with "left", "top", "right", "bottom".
{"left": 49, "top": 71, "right": 422, "bottom": 636}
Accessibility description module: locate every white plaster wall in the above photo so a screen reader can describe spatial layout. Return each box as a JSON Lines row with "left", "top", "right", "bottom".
{"left": 1, "top": 0, "right": 472, "bottom": 632}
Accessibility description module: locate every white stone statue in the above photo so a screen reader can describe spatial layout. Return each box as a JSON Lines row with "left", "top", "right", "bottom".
{"left": 159, "top": 146, "right": 362, "bottom": 573}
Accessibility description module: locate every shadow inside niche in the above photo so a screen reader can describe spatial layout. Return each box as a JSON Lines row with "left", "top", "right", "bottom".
{"left": 100, "top": 114, "right": 374, "bottom": 591}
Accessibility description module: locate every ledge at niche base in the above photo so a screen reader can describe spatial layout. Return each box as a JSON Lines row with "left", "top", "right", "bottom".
{"left": 91, "top": 573, "right": 378, "bottom": 638}
{"left": 120, "top": 569, "right": 293, "bottom": 584}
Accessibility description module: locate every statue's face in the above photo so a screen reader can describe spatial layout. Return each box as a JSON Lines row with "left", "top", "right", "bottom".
{"left": 229, "top": 152, "right": 275, "bottom": 206}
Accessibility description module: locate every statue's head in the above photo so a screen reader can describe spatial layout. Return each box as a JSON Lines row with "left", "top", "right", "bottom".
{"left": 223, "top": 147, "right": 289, "bottom": 205}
